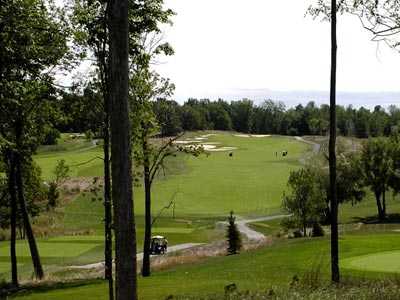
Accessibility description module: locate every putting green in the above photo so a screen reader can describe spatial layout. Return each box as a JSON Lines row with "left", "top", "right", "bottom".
{"left": 343, "top": 250, "right": 400, "bottom": 273}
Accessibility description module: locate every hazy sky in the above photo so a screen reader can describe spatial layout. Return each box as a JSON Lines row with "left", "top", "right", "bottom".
{"left": 154, "top": 0, "right": 400, "bottom": 101}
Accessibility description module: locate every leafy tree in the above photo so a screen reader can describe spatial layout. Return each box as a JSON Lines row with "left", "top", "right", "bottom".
{"left": 282, "top": 168, "right": 326, "bottom": 236}
{"left": 360, "top": 138, "right": 393, "bottom": 220}
{"left": 311, "top": 149, "right": 365, "bottom": 224}
{"left": 0, "top": 0, "right": 70, "bottom": 282}
{"left": 47, "top": 159, "right": 70, "bottom": 210}
{"left": 230, "top": 99, "right": 254, "bottom": 133}
{"left": 153, "top": 99, "right": 182, "bottom": 136}
{"left": 226, "top": 211, "right": 241, "bottom": 255}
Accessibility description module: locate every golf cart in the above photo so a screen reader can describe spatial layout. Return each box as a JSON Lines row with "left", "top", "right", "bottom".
{"left": 150, "top": 235, "right": 168, "bottom": 255}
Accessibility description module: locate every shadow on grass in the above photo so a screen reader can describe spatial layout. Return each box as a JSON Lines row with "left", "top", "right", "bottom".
{"left": 1, "top": 278, "right": 104, "bottom": 298}
{"left": 352, "top": 213, "right": 400, "bottom": 224}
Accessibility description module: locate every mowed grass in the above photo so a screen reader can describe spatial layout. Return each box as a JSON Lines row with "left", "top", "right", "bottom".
{"left": 12, "top": 232, "right": 400, "bottom": 300}
{"left": 0, "top": 133, "right": 309, "bottom": 280}
{"left": 35, "top": 132, "right": 310, "bottom": 216}
{"left": 135, "top": 133, "right": 309, "bottom": 217}
{"left": 343, "top": 250, "right": 400, "bottom": 274}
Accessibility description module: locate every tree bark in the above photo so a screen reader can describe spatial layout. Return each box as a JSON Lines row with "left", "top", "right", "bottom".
{"left": 375, "top": 191, "right": 384, "bottom": 221}
{"left": 15, "top": 153, "right": 44, "bottom": 280}
{"left": 103, "top": 115, "right": 114, "bottom": 300}
{"left": 329, "top": 0, "right": 340, "bottom": 283}
{"left": 382, "top": 189, "right": 386, "bottom": 218}
{"left": 7, "top": 151, "right": 18, "bottom": 287}
{"left": 108, "top": 0, "right": 137, "bottom": 298}
{"left": 142, "top": 133, "right": 152, "bottom": 277}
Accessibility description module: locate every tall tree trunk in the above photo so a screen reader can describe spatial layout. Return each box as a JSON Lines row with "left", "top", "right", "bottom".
{"left": 375, "top": 191, "right": 384, "bottom": 221}
{"left": 15, "top": 153, "right": 44, "bottom": 280}
{"left": 142, "top": 134, "right": 152, "bottom": 277}
{"left": 329, "top": 0, "right": 340, "bottom": 283}
{"left": 108, "top": 0, "right": 137, "bottom": 298}
{"left": 104, "top": 116, "right": 114, "bottom": 300}
{"left": 382, "top": 189, "right": 386, "bottom": 219}
{"left": 7, "top": 151, "right": 18, "bottom": 287}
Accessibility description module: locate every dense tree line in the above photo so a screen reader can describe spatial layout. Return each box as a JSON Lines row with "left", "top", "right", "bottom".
{"left": 58, "top": 95, "right": 400, "bottom": 139}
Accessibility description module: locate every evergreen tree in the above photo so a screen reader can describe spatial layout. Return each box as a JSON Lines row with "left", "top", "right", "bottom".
{"left": 226, "top": 211, "right": 242, "bottom": 255}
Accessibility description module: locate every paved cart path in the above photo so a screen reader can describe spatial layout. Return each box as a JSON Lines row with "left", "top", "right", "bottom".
{"left": 68, "top": 214, "right": 288, "bottom": 270}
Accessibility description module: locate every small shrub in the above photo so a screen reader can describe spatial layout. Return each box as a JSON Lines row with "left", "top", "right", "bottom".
{"left": 43, "top": 128, "right": 60, "bottom": 145}
{"left": 85, "top": 130, "right": 94, "bottom": 141}
{"left": 293, "top": 230, "right": 303, "bottom": 238}
{"left": 0, "top": 228, "right": 9, "bottom": 241}
{"left": 47, "top": 182, "right": 59, "bottom": 210}
{"left": 312, "top": 222, "right": 325, "bottom": 237}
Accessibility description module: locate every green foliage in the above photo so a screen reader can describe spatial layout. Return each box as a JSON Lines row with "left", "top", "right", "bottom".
{"left": 47, "top": 159, "right": 70, "bottom": 210}
{"left": 311, "top": 222, "right": 325, "bottom": 237}
{"left": 226, "top": 211, "right": 241, "bottom": 255}
{"left": 43, "top": 128, "right": 61, "bottom": 146}
{"left": 53, "top": 160, "right": 70, "bottom": 186}
{"left": 46, "top": 182, "right": 59, "bottom": 210}
{"left": 360, "top": 138, "right": 393, "bottom": 219}
{"left": 282, "top": 168, "right": 325, "bottom": 235}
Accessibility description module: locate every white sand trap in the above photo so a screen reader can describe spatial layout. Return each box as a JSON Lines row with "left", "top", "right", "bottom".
{"left": 234, "top": 134, "right": 251, "bottom": 138}
{"left": 234, "top": 134, "right": 271, "bottom": 138}
{"left": 208, "top": 147, "right": 237, "bottom": 152}
{"left": 251, "top": 134, "right": 271, "bottom": 138}
{"left": 194, "top": 137, "right": 207, "bottom": 140}
{"left": 202, "top": 142, "right": 221, "bottom": 145}
{"left": 202, "top": 145, "right": 217, "bottom": 150}
{"left": 201, "top": 134, "right": 217, "bottom": 138}
{"left": 174, "top": 140, "right": 200, "bottom": 144}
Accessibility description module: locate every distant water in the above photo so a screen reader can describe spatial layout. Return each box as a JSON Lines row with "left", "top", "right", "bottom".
{"left": 176, "top": 89, "right": 400, "bottom": 109}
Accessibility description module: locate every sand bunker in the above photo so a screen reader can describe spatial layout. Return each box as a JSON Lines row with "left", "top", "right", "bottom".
{"left": 202, "top": 145, "right": 217, "bottom": 150}
{"left": 208, "top": 147, "right": 237, "bottom": 152}
{"left": 201, "top": 134, "right": 218, "bottom": 138}
{"left": 251, "top": 134, "right": 271, "bottom": 138}
{"left": 234, "top": 134, "right": 271, "bottom": 138}
{"left": 175, "top": 134, "right": 237, "bottom": 152}
{"left": 234, "top": 134, "right": 250, "bottom": 138}
{"left": 174, "top": 140, "right": 201, "bottom": 144}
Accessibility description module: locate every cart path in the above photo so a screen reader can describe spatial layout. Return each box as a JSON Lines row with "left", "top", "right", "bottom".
{"left": 294, "top": 136, "right": 321, "bottom": 164}
{"left": 69, "top": 243, "right": 204, "bottom": 270}
{"left": 217, "top": 214, "right": 289, "bottom": 241}
{"left": 294, "top": 136, "right": 321, "bottom": 154}
{"left": 68, "top": 215, "right": 288, "bottom": 270}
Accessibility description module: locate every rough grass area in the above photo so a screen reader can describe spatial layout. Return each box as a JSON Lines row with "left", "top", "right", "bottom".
{"left": 172, "top": 280, "right": 400, "bottom": 300}
{"left": 9, "top": 232, "right": 400, "bottom": 300}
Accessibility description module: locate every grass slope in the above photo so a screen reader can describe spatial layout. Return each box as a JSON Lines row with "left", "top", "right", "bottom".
{"left": 11, "top": 231, "right": 400, "bottom": 300}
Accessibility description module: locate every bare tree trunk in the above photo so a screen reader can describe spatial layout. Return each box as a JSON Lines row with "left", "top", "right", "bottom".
{"left": 104, "top": 116, "right": 114, "bottom": 300}
{"left": 7, "top": 151, "right": 18, "bottom": 287}
{"left": 108, "top": 0, "right": 137, "bottom": 298}
{"left": 329, "top": 0, "right": 340, "bottom": 283}
{"left": 15, "top": 154, "right": 44, "bottom": 280}
{"left": 142, "top": 134, "right": 152, "bottom": 277}
{"left": 375, "top": 191, "right": 384, "bottom": 221}
{"left": 382, "top": 189, "right": 386, "bottom": 218}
